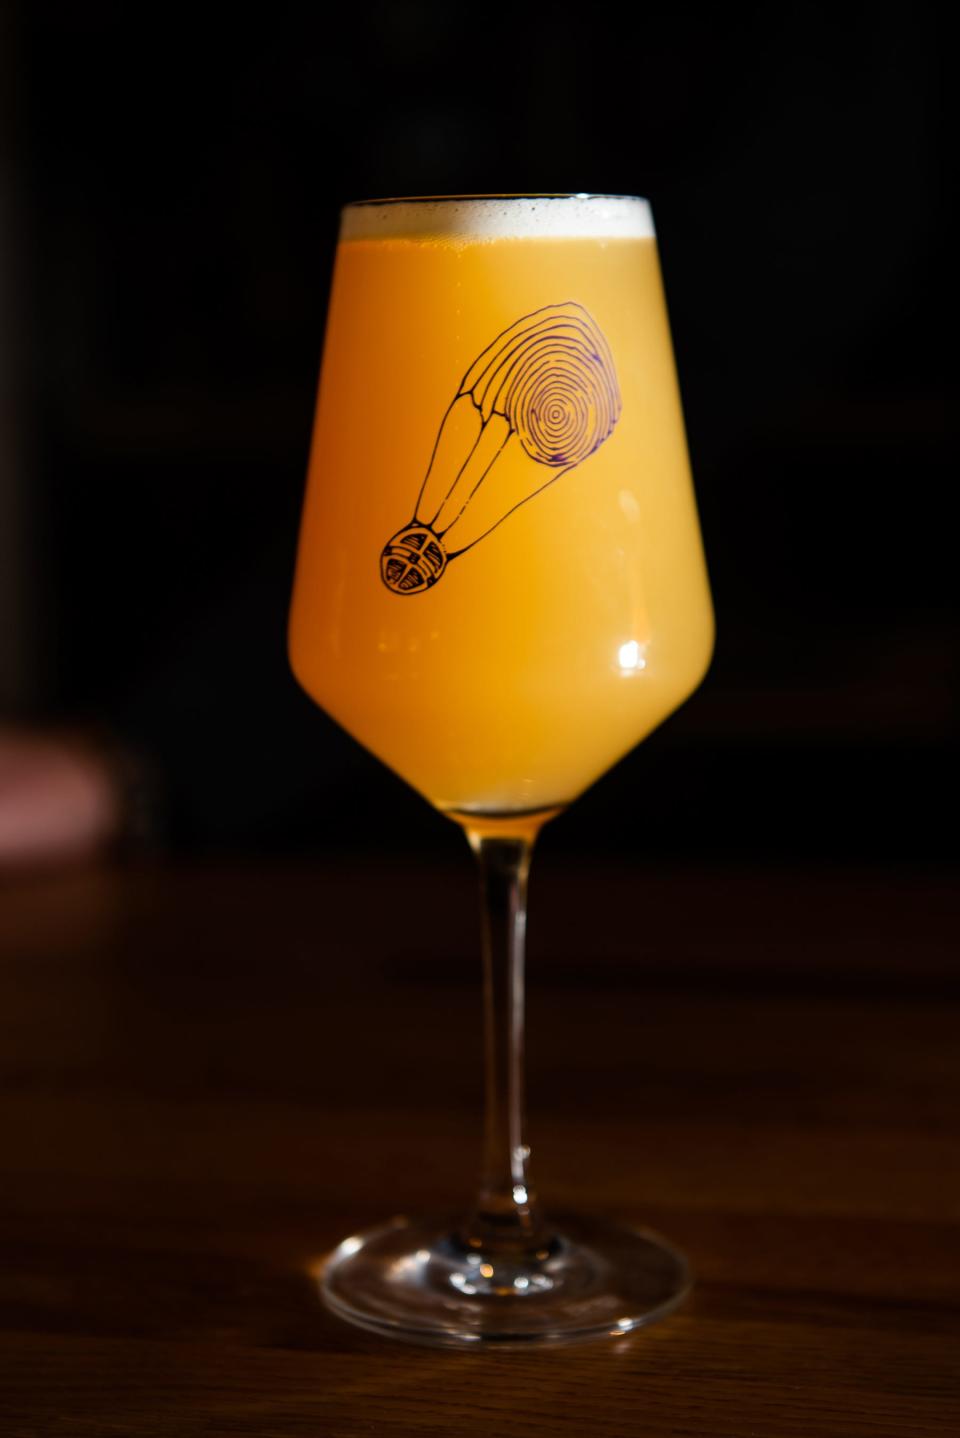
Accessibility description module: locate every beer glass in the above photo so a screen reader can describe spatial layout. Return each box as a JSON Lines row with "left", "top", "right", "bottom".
{"left": 289, "top": 194, "right": 714, "bottom": 1346}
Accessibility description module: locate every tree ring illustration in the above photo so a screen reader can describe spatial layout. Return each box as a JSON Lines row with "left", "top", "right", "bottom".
{"left": 380, "top": 302, "right": 621, "bottom": 594}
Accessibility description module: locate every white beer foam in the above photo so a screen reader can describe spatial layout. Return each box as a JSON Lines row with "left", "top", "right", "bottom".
{"left": 340, "top": 194, "right": 655, "bottom": 242}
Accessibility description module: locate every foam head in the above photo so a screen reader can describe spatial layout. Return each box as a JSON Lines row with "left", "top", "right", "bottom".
{"left": 339, "top": 194, "right": 655, "bottom": 243}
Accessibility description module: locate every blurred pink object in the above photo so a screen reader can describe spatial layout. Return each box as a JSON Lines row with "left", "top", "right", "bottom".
{"left": 0, "top": 729, "right": 121, "bottom": 870}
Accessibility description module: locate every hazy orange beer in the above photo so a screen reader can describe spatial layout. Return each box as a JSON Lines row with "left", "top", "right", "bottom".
{"left": 290, "top": 196, "right": 714, "bottom": 1346}
{"left": 289, "top": 195, "right": 713, "bottom": 823}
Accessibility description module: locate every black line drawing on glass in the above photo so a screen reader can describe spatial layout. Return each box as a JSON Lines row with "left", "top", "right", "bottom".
{"left": 380, "top": 302, "right": 621, "bottom": 595}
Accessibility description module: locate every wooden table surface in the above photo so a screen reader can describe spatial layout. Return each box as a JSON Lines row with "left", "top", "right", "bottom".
{"left": 0, "top": 857, "right": 957, "bottom": 1436}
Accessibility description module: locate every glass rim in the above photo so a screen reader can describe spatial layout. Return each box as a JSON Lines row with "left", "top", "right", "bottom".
{"left": 341, "top": 192, "right": 649, "bottom": 210}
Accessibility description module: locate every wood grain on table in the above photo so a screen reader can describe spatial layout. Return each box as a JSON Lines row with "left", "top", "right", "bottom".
{"left": 0, "top": 859, "right": 957, "bottom": 1436}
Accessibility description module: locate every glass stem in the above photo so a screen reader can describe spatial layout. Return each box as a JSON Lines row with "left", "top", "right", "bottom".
{"left": 464, "top": 828, "right": 544, "bottom": 1253}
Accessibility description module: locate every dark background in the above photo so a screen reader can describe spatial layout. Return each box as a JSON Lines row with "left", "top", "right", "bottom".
{"left": 1, "top": 1, "right": 954, "bottom": 866}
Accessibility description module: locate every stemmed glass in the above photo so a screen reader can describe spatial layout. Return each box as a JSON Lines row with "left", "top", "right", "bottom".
{"left": 289, "top": 194, "right": 714, "bottom": 1346}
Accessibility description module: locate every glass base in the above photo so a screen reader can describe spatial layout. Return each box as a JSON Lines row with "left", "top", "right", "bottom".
{"left": 319, "top": 1211, "right": 691, "bottom": 1348}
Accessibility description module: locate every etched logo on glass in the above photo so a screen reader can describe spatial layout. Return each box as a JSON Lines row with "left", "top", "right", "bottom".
{"left": 380, "top": 303, "right": 621, "bottom": 594}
